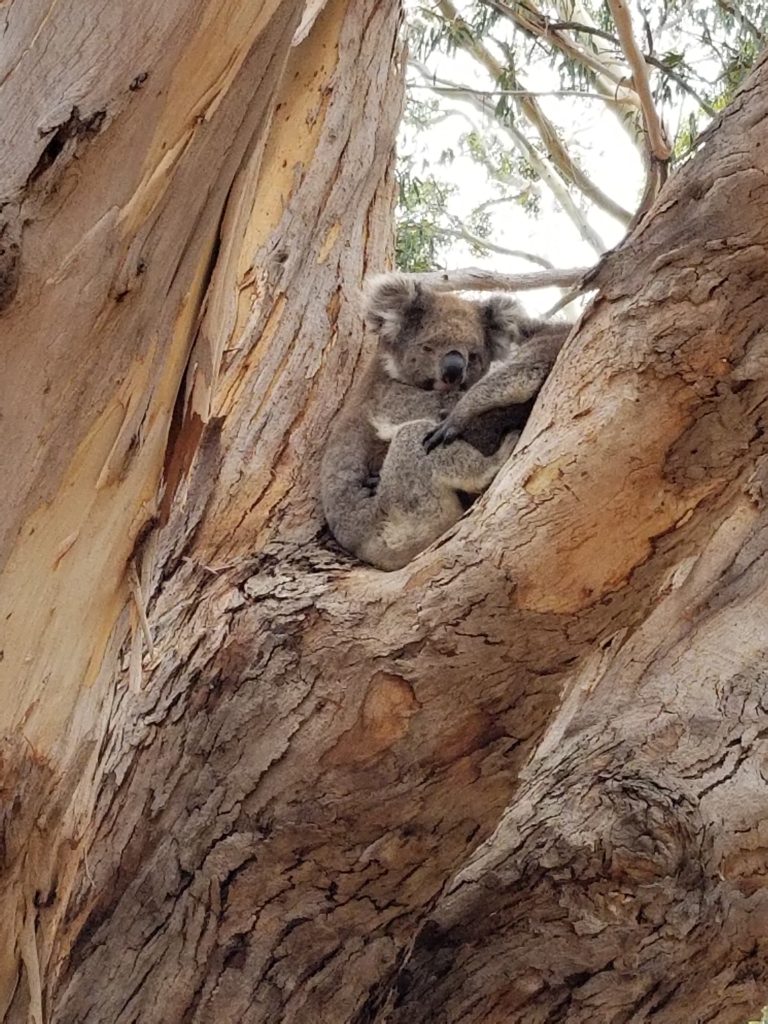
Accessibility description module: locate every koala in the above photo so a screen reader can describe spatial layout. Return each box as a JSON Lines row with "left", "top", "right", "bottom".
{"left": 423, "top": 317, "right": 572, "bottom": 452}
{"left": 321, "top": 273, "right": 524, "bottom": 570}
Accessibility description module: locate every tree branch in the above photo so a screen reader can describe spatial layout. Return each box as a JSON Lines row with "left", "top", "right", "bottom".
{"left": 472, "top": 193, "right": 542, "bottom": 221}
{"left": 435, "top": 224, "right": 557, "bottom": 267}
{"left": 606, "top": 0, "right": 672, "bottom": 160}
{"left": 406, "top": 265, "right": 590, "bottom": 292}
{"left": 33, "top": 29, "right": 768, "bottom": 1024}
{"left": 409, "top": 62, "right": 608, "bottom": 254}
{"left": 479, "top": 0, "right": 646, "bottom": 155}
{"left": 715, "top": 0, "right": 765, "bottom": 44}
{"left": 546, "top": 18, "right": 717, "bottom": 117}
{"left": 435, "top": 0, "right": 633, "bottom": 227}
{"left": 478, "top": 0, "right": 639, "bottom": 102}
{"left": 407, "top": 82, "right": 636, "bottom": 103}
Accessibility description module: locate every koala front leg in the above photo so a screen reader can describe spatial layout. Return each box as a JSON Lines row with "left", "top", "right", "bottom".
{"left": 424, "top": 359, "right": 551, "bottom": 451}
{"left": 431, "top": 429, "right": 519, "bottom": 493}
{"left": 379, "top": 421, "right": 515, "bottom": 499}
{"left": 360, "top": 422, "right": 517, "bottom": 570}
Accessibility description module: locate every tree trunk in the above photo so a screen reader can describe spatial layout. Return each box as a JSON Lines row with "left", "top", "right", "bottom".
{"left": 1, "top": 1, "right": 767, "bottom": 1022}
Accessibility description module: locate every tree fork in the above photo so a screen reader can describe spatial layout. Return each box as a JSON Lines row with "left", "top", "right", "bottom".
{"left": 55, "top": 42, "right": 768, "bottom": 1024}
{"left": 365, "top": 54, "right": 768, "bottom": 1024}
{"left": 2, "top": 5, "right": 768, "bottom": 1024}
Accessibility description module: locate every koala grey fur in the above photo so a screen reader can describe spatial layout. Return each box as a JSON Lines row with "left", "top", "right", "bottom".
{"left": 423, "top": 317, "right": 571, "bottom": 452}
{"left": 320, "top": 273, "right": 569, "bottom": 571}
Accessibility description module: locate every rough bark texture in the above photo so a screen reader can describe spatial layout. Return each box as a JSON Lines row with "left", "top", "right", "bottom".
{"left": 1, "top": 1, "right": 767, "bottom": 1023}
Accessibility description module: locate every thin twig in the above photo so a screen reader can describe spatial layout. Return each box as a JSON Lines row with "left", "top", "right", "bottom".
{"left": 408, "top": 83, "right": 634, "bottom": 102}
{"left": 472, "top": 194, "right": 543, "bottom": 221}
{"left": 407, "top": 266, "right": 591, "bottom": 293}
{"left": 410, "top": 61, "right": 608, "bottom": 253}
{"left": 546, "top": 19, "right": 717, "bottom": 116}
{"left": 434, "top": 0, "right": 633, "bottom": 226}
{"left": 436, "top": 225, "right": 555, "bottom": 267}
{"left": 606, "top": 0, "right": 672, "bottom": 160}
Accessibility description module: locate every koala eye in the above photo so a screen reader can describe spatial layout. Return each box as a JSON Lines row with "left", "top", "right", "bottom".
{"left": 468, "top": 352, "right": 481, "bottom": 365}
{"left": 422, "top": 344, "right": 434, "bottom": 354}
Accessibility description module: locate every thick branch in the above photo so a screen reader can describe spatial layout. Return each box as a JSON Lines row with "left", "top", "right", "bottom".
{"left": 379, "top": 500, "right": 768, "bottom": 1022}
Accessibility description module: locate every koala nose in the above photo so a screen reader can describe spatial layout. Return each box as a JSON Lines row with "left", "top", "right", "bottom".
{"left": 440, "top": 351, "right": 466, "bottom": 385}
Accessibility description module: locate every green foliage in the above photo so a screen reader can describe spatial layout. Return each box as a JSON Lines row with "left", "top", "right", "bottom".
{"left": 395, "top": 162, "right": 456, "bottom": 272}
{"left": 395, "top": 122, "right": 542, "bottom": 272}
{"left": 404, "top": 95, "right": 442, "bottom": 130}
{"left": 462, "top": 130, "right": 539, "bottom": 213}
{"left": 398, "top": 0, "right": 768, "bottom": 269}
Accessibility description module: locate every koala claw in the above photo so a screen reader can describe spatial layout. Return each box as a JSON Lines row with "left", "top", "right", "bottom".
{"left": 423, "top": 421, "right": 460, "bottom": 452}
{"left": 364, "top": 473, "right": 381, "bottom": 492}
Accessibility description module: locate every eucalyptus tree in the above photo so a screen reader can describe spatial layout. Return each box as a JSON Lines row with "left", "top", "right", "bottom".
{"left": 398, "top": 0, "right": 768, "bottom": 271}
{"left": 1, "top": 1, "right": 768, "bottom": 1022}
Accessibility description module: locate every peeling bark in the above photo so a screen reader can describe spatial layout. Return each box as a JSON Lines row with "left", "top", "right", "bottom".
{"left": 1, "top": 2, "right": 768, "bottom": 1023}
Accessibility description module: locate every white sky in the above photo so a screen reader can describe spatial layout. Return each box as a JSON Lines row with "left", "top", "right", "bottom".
{"left": 400, "top": 1, "right": 725, "bottom": 312}
{"left": 401, "top": 57, "right": 640, "bottom": 311}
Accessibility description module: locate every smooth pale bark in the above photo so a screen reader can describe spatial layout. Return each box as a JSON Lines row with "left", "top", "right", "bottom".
{"left": 1, "top": 3, "right": 767, "bottom": 1024}
{"left": 0, "top": 0, "right": 402, "bottom": 1018}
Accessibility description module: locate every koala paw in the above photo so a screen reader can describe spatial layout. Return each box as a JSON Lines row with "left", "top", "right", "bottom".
{"left": 423, "top": 420, "right": 461, "bottom": 452}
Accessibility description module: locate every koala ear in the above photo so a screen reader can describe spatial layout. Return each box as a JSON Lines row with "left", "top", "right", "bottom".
{"left": 364, "top": 273, "right": 428, "bottom": 344}
{"left": 480, "top": 294, "right": 524, "bottom": 361}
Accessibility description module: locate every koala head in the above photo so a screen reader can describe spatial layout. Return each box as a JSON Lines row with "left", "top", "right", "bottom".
{"left": 364, "top": 273, "right": 522, "bottom": 393}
